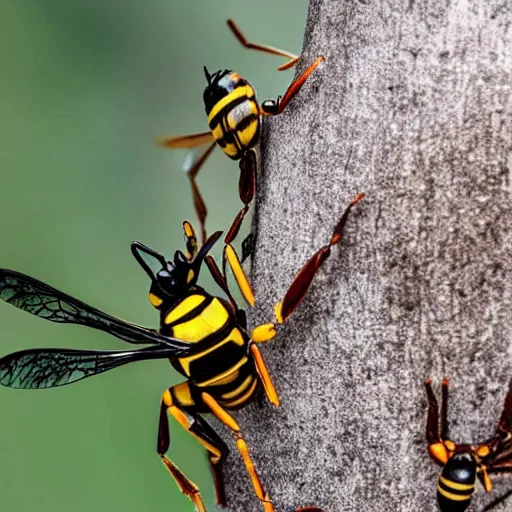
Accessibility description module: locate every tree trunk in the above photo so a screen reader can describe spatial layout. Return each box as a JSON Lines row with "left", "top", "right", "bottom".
{"left": 223, "top": 1, "right": 512, "bottom": 511}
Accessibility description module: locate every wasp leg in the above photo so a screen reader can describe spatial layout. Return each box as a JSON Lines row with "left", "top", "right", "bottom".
{"left": 273, "top": 193, "right": 364, "bottom": 324}
{"left": 180, "top": 142, "right": 217, "bottom": 244}
{"left": 424, "top": 378, "right": 453, "bottom": 465}
{"left": 226, "top": 19, "right": 298, "bottom": 71}
{"left": 158, "top": 383, "right": 229, "bottom": 508}
{"left": 223, "top": 242, "right": 255, "bottom": 307}
{"left": 425, "top": 379, "right": 441, "bottom": 445}
{"left": 182, "top": 221, "right": 198, "bottom": 261}
{"left": 201, "top": 392, "right": 275, "bottom": 512}
{"left": 249, "top": 344, "right": 279, "bottom": 406}
{"left": 225, "top": 150, "right": 257, "bottom": 246}
{"left": 497, "top": 378, "right": 512, "bottom": 435}
{"left": 260, "top": 56, "right": 325, "bottom": 116}
{"left": 204, "top": 255, "right": 239, "bottom": 313}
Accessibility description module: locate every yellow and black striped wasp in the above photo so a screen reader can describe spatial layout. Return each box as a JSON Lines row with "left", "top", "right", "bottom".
{"left": 159, "top": 19, "right": 324, "bottom": 245}
{"left": 0, "top": 194, "right": 362, "bottom": 512}
{"left": 425, "top": 378, "right": 512, "bottom": 511}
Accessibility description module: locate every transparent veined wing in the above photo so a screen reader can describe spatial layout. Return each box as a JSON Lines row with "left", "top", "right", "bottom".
{"left": 0, "top": 345, "right": 176, "bottom": 389}
{"left": 0, "top": 269, "right": 191, "bottom": 353}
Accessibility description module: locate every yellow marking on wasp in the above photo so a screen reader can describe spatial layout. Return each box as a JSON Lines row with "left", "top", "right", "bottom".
{"left": 170, "top": 406, "right": 190, "bottom": 431}
{"left": 263, "top": 500, "right": 275, "bottom": 512}
{"left": 225, "top": 244, "right": 255, "bottom": 306}
{"left": 444, "top": 440, "right": 456, "bottom": 451}
{"left": 221, "top": 375, "right": 253, "bottom": 400}
{"left": 194, "top": 350, "right": 247, "bottom": 387}
{"left": 274, "top": 301, "right": 284, "bottom": 324}
{"left": 194, "top": 497, "right": 207, "bottom": 512}
{"left": 202, "top": 392, "right": 240, "bottom": 432}
{"left": 428, "top": 442, "right": 449, "bottom": 465}
{"left": 236, "top": 438, "right": 265, "bottom": 500}
{"left": 187, "top": 269, "right": 195, "bottom": 283}
{"left": 183, "top": 221, "right": 195, "bottom": 238}
{"left": 172, "top": 382, "right": 195, "bottom": 407}
{"left": 223, "top": 142, "right": 239, "bottom": 158}
{"left": 162, "top": 389, "right": 173, "bottom": 407}
{"left": 223, "top": 378, "right": 258, "bottom": 408}
{"left": 249, "top": 98, "right": 259, "bottom": 116}
{"left": 236, "top": 121, "right": 258, "bottom": 149}
{"left": 165, "top": 294, "right": 206, "bottom": 325}
{"left": 439, "top": 476, "right": 474, "bottom": 492}
{"left": 197, "top": 367, "right": 242, "bottom": 388}
{"left": 250, "top": 344, "right": 279, "bottom": 406}
{"left": 437, "top": 484, "right": 472, "bottom": 502}
{"left": 230, "top": 327, "right": 245, "bottom": 346}
{"left": 476, "top": 444, "right": 490, "bottom": 458}
{"left": 171, "top": 297, "right": 229, "bottom": 342}
{"left": 251, "top": 323, "right": 276, "bottom": 343}
{"left": 178, "top": 330, "right": 245, "bottom": 376}
{"left": 207, "top": 85, "right": 254, "bottom": 126}
{"left": 481, "top": 467, "right": 492, "bottom": 492}
{"left": 211, "top": 124, "right": 224, "bottom": 142}
{"left": 149, "top": 293, "right": 163, "bottom": 307}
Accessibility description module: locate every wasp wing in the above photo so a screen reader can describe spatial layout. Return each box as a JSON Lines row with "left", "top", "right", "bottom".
{"left": 0, "top": 345, "right": 175, "bottom": 389}
{"left": 157, "top": 131, "right": 214, "bottom": 149}
{"left": 0, "top": 269, "right": 191, "bottom": 354}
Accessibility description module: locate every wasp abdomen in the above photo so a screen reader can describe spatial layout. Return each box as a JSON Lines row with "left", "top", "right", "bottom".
{"left": 205, "top": 72, "right": 260, "bottom": 159}
{"left": 437, "top": 454, "right": 476, "bottom": 512}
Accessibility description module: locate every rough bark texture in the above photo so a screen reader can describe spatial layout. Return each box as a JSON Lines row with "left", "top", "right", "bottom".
{"left": 223, "top": 1, "right": 512, "bottom": 511}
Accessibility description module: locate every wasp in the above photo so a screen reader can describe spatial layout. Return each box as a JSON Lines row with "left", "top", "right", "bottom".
{"left": 0, "top": 194, "right": 363, "bottom": 512}
{"left": 425, "top": 378, "right": 512, "bottom": 511}
{"left": 159, "top": 19, "right": 325, "bottom": 245}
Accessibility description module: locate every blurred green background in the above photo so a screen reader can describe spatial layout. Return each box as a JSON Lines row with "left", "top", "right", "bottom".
{"left": 0, "top": 1, "right": 308, "bottom": 511}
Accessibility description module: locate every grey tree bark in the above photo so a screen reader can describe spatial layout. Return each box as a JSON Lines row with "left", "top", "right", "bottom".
{"left": 223, "top": 1, "right": 512, "bottom": 511}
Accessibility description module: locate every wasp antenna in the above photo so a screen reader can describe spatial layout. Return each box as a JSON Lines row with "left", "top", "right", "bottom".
{"left": 203, "top": 66, "right": 212, "bottom": 85}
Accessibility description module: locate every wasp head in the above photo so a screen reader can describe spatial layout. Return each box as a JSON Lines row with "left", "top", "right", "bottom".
{"left": 131, "top": 230, "right": 222, "bottom": 310}
{"left": 202, "top": 66, "right": 245, "bottom": 115}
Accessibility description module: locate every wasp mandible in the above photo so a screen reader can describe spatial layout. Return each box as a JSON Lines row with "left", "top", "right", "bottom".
{"left": 159, "top": 19, "right": 324, "bottom": 245}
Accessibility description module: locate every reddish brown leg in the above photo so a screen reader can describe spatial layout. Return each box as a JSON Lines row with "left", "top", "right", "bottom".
{"left": 204, "top": 255, "right": 238, "bottom": 312}
{"left": 226, "top": 19, "right": 298, "bottom": 70}
{"left": 276, "top": 193, "right": 363, "bottom": 323}
{"left": 183, "top": 142, "right": 217, "bottom": 244}
{"left": 424, "top": 378, "right": 453, "bottom": 466}
{"left": 158, "top": 386, "right": 229, "bottom": 508}
{"left": 261, "top": 57, "right": 325, "bottom": 116}
{"left": 296, "top": 508, "right": 324, "bottom": 512}
{"left": 425, "top": 379, "right": 441, "bottom": 445}
{"left": 225, "top": 150, "right": 257, "bottom": 245}
{"left": 440, "top": 377, "right": 449, "bottom": 440}
{"left": 497, "top": 379, "right": 512, "bottom": 434}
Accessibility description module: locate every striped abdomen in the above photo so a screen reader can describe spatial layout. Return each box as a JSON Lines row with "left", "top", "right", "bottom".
{"left": 437, "top": 454, "right": 476, "bottom": 512}
{"left": 161, "top": 291, "right": 255, "bottom": 392}
{"left": 204, "top": 73, "right": 260, "bottom": 160}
